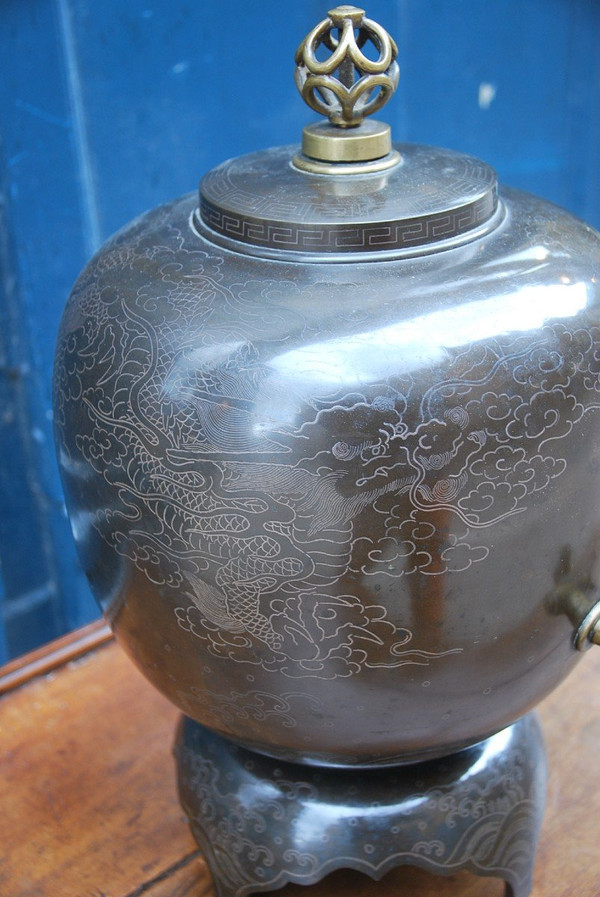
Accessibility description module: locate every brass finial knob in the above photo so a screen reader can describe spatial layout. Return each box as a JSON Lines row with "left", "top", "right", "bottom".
{"left": 295, "top": 5, "right": 399, "bottom": 128}
{"left": 293, "top": 6, "right": 401, "bottom": 174}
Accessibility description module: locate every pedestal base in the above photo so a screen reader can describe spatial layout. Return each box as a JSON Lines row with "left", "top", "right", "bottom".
{"left": 174, "top": 714, "right": 547, "bottom": 897}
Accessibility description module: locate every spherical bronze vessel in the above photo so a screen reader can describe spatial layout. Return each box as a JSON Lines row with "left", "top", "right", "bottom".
{"left": 54, "top": 6, "right": 600, "bottom": 769}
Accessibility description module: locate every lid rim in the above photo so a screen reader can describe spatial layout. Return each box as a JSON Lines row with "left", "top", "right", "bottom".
{"left": 199, "top": 142, "right": 498, "bottom": 255}
{"left": 192, "top": 199, "right": 505, "bottom": 263}
{"left": 199, "top": 190, "right": 498, "bottom": 255}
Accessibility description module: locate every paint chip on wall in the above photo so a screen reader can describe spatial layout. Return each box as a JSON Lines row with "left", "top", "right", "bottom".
{"left": 478, "top": 82, "right": 497, "bottom": 110}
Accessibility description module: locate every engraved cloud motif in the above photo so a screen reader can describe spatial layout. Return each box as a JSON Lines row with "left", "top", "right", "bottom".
{"left": 55, "top": 208, "right": 600, "bottom": 678}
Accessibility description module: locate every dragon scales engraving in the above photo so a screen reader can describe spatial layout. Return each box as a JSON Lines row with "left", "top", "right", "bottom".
{"left": 54, "top": 205, "right": 600, "bottom": 679}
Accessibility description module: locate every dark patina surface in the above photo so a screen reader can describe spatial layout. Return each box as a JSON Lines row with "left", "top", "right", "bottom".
{"left": 54, "top": 142, "right": 600, "bottom": 766}
{"left": 175, "top": 712, "right": 547, "bottom": 897}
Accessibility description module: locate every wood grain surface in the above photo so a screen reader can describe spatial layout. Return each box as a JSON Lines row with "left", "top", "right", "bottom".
{"left": 0, "top": 637, "right": 598, "bottom": 897}
{"left": 0, "top": 619, "right": 112, "bottom": 696}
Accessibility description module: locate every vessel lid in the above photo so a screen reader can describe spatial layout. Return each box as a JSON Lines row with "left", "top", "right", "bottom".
{"left": 196, "top": 143, "right": 498, "bottom": 257}
{"left": 195, "top": 6, "right": 500, "bottom": 259}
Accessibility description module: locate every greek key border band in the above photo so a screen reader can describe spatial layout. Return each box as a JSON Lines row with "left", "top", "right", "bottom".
{"left": 198, "top": 189, "right": 497, "bottom": 253}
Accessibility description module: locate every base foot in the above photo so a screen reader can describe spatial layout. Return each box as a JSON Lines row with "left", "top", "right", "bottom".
{"left": 174, "top": 714, "right": 547, "bottom": 897}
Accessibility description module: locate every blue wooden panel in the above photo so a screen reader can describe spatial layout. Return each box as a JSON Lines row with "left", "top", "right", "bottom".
{"left": 66, "top": 0, "right": 327, "bottom": 234}
{"left": 0, "top": 0, "right": 101, "bottom": 656}
{"left": 0, "top": 564, "right": 7, "bottom": 665}
{"left": 1, "top": 0, "right": 600, "bottom": 658}
{"left": 398, "top": 0, "right": 600, "bottom": 225}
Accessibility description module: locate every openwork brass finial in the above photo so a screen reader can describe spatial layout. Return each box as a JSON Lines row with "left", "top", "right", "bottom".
{"left": 295, "top": 5, "right": 399, "bottom": 128}
{"left": 293, "top": 6, "right": 401, "bottom": 174}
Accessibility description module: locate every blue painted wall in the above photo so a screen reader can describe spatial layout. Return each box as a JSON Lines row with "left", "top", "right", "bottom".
{"left": 1, "top": 0, "right": 600, "bottom": 660}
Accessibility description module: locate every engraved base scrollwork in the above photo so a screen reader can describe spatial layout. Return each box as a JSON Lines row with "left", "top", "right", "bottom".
{"left": 174, "top": 714, "right": 547, "bottom": 897}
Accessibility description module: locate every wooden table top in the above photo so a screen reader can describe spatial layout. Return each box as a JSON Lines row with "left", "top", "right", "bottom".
{"left": 0, "top": 621, "right": 598, "bottom": 897}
